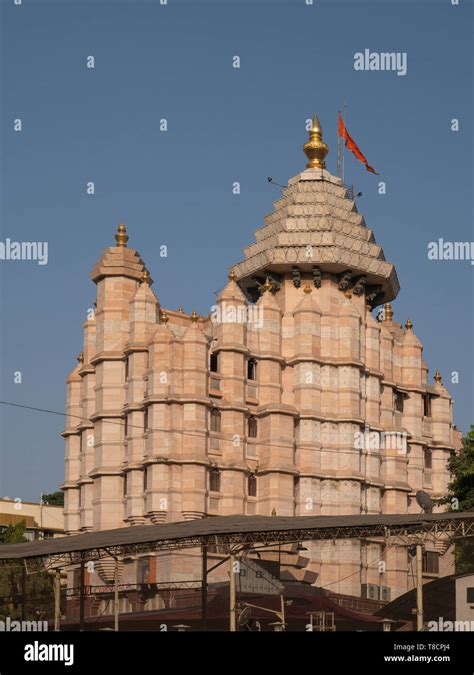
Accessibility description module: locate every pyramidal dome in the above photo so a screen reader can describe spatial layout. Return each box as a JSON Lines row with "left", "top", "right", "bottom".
{"left": 232, "top": 115, "right": 399, "bottom": 308}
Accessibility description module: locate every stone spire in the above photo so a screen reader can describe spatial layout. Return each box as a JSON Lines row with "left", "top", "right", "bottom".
{"left": 231, "top": 117, "right": 399, "bottom": 308}
{"left": 91, "top": 222, "right": 146, "bottom": 284}
{"left": 303, "top": 113, "right": 329, "bottom": 169}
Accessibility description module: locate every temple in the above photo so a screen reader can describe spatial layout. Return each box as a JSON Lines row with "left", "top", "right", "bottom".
{"left": 62, "top": 115, "right": 457, "bottom": 608}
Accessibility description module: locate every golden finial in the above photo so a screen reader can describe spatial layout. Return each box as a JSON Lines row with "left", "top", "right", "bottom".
{"left": 405, "top": 318, "right": 413, "bottom": 331}
{"left": 191, "top": 309, "right": 199, "bottom": 323}
{"left": 262, "top": 277, "right": 273, "bottom": 293}
{"left": 159, "top": 309, "right": 169, "bottom": 324}
{"left": 115, "top": 222, "right": 129, "bottom": 247}
{"left": 142, "top": 268, "right": 151, "bottom": 285}
{"left": 434, "top": 370, "right": 442, "bottom": 384}
{"left": 384, "top": 303, "right": 393, "bottom": 321}
{"left": 77, "top": 351, "right": 84, "bottom": 364}
{"left": 228, "top": 269, "right": 237, "bottom": 282}
{"left": 303, "top": 284, "right": 312, "bottom": 294}
{"left": 271, "top": 507, "right": 277, "bottom": 517}
{"left": 303, "top": 113, "right": 329, "bottom": 170}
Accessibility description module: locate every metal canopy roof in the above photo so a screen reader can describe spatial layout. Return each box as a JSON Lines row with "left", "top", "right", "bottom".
{"left": 0, "top": 512, "right": 473, "bottom": 565}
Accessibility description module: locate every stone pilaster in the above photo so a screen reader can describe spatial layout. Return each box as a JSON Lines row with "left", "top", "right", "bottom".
{"left": 61, "top": 362, "right": 82, "bottom": 534}
{"left": 124, "top": 279, "right": 159, "bottom": 525}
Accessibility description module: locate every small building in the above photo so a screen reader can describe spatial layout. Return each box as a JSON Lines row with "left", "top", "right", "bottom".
{"left": 0, "top": 497, "right": 64, "bottom": 541}
{"left": 376, "top": 573, "right": 474, "bottom": 630}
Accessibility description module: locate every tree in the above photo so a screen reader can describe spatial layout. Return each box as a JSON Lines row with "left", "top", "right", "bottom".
{"left": 445, "top": 425, "right": 474, "bottom": 573}
{"left": 0, "top": 520, "right": 54, "bottom": 621}
{"left": 41, "top": 491, "right": 64, "bottom": 507}
{"left": 0, "top": 522, "right": 27, "bottom": 544}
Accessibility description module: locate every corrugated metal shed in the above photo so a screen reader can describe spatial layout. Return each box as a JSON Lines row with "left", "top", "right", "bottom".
{"left": 0, "top": 512, "right": 472, "bottom": 561}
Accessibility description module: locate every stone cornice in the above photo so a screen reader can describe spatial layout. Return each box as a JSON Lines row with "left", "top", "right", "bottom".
{"left": 90, "top": 409, "right": 125, "bottom": 422}
{"left": 212, "top": 344, "right": 251, "bottom": 357}
{"left": 256, "top": 403, "right": 299, "bottom": 418}
{"left": 123, "top": 342, "right": 150, "bottom": 355}
{"left": 286, "top": 356, "right": 365, "bottom": 369}
{"left": 77, "top": 477, "right": 94, "bottom": 485}
{"left": 382, "top": 483, "right": 412, "bottom": 492}
{"left": 60, "top": 481, "right": 79, "bottom": 490}
{"left": 78, "top": 365, "right": 95, "bottom": 376}
{"left": 61, "top": 428, "right": 81, "bottom": 438}
{"left": 88, "top": 466, "right": 123, "bottom": 478}
{"left": 297, "top": 413, "right": 366, "bottom": 425}
{"left": 90, "top": 351, "right": 125, "bottom": 366}
{"left": 144, "top": 395, "right": 211, "bottom": 407}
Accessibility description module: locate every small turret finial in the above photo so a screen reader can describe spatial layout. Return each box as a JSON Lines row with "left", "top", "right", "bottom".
{"left": 303, "top": 113, "right": 329, "bottom": 170}
{"left": 434, "top": 370, "right": 442, "bottom": 384}
{"left": 115, "top": 222, "right": 129, "bottom": 247}
{"left": 405, "top": 318, "right": 413, "bottom": 331}
{"left": 303, "top": 284, "right": 312, "bottom": 294}
{"left": 262, "top": 277, "right": 273, "bottom": 293}
{"left": 159, "top": 309, "right": 169, "bottom": 324}
{"left": 191, "top": 309, "right": 199, "bottom": 323}
{"left": 384, "top": 303, "right": 393, "bottom": 321}
{"left": 228, "top": 270, "right": 237, "bottom": 282}
{"left": 77, "top": 351, "right": 84, "bottom": 364}
{"left": 142, "top": 268, "right": 151, "bottom": 285}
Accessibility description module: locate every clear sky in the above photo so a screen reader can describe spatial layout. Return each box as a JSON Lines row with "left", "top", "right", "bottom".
{"left": 0, "top": 0, "right": 472, "bottom": 501}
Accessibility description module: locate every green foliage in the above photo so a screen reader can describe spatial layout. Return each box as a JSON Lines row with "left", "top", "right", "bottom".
{"left": 445, "top": 426, "right": 474, "bottom": 574}
{"left": 0, "top": 520, "right": 54, "bottom": 621}
{"left": 42, "top": 491, "right": 64, "bottom": 507}
{"left": 0, "top": 521, "right": 27, "bottom": 544}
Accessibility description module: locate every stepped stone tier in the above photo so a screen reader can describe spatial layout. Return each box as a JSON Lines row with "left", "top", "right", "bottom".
{"left": 233, "top": 168, "right": 399, "bottom": 307}
{"left": 62, "top": 115, "right": 457, "bottom": 606}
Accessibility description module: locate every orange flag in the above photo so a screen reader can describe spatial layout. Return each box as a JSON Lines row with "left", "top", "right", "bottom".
{"left": 338, "top": 112, "right": 378, "bottom": 175}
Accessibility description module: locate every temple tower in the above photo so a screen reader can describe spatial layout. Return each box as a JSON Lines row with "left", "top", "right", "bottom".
{"left": 63, "top": 116, "right": 457, "bottom": 600}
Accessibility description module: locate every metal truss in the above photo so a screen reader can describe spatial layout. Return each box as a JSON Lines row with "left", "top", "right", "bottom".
{"left": 2, "top": 515, "right": 471, "bottom": 571}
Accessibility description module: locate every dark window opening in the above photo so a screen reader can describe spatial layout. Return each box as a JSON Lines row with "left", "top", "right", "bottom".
{"left": 209, "top": 469, "right": 221, "bottom": 492}
{"left": 248, "top": 416, "right": 258, "bottom": 438}
{"left": 423, "top": 394, "right": 432, "bottom": 417}
{"left": 143, "top": 408, "right": 149, "bottom": 432}
{"left": 210, "top": 408, "right": 221, "bottom": 433}
{"left": 143, "top": 469, "right": 147, "bottom": 493}
{"left": 248, "top": 475, "right": 257, "bottom": 497}
{"left": 394, "top": 391, "right": 404, "bottom": 413}
{"left": 422, "top": 551, "right": 439, "bottom": 574}
{"left": 210, "top": 352, "right": 219, "bottom": 373}
{"left": 247, "top": 359, "right": 257, "bottom": 381}
{"left": 124, "top": 357, "right": 129, "bottom": 381}
{"left": 424, "top": 448, "right": 432, "bottom": 470}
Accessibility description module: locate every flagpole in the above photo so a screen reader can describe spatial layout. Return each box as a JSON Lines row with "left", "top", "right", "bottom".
{"left": 337, "top": 111, "right": 341, "bottom": 179}
{"left": 341, "top": 102, "right": 347, "bottom": 185}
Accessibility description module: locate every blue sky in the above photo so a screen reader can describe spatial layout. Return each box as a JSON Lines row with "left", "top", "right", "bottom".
{"left": 0, "top": 0, "right": 472, "bottom": 501}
